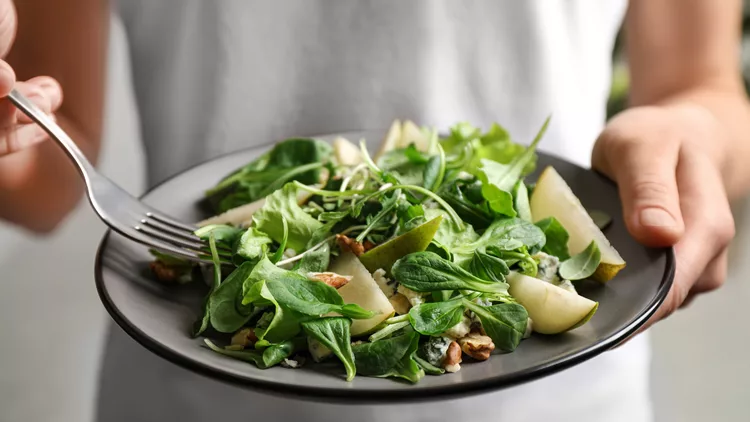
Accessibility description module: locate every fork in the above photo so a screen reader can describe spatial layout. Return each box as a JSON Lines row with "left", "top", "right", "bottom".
{"left": 8, "top": 88, "right": 224, "bottom": 264}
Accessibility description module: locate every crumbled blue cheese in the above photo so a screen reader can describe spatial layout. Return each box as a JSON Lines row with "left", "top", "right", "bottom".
{"left": 473, "top": 296, "right": 492, "bottom": 307}
{"left": 442, "top": 315, "right": 472, "bottom": 339}
{"left": 281, "top": 358, "right": 300, "bottom": 369}
{"left": 535, "top": 252, "right": 561, "bottom": 283}
{"left": 422, "top": 336, "right": 452, "bottom": 367}
{"left": 373, "top": 268, "right": 397, "bottom": 297}
{"left": 397, "top": 285, "right": 427, "bottom": 307}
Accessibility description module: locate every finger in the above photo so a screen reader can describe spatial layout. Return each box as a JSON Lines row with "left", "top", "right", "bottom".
{"left": 593, "top": 122, "right": 685, "bottom": 247}
{"left": 0, "top": 0, "right": 16, "bottom": 57}
{"left": 0, "top": 59, "right": 14, "bottom": 96}
{"left": 0, "top": 81, "right": 54, "bottom": 129}
{"left": 0, "top": 122, "right": 48, "bottom": 155}
{"left": 690, "top": 248, "right": 729, "bottom": 296}
{"left": 14, "top": 77, "right": 63, "bottom": 123}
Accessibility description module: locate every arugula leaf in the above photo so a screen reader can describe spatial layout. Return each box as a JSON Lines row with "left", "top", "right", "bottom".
{"left": 270, "top": 217, "right": 289, "bottom": 263}
{"left": 535, "top": 217, "right": 570, "bottom": 260}
{"left": 301, "top": 318, "right": 357, "bottom": 381}
{"left": 476, "top": 116, "right": 550, "bottom": 193}
{"left": 408, "top": 299, "right": 465, "bottom": 336}
{"left": 439, "top": 181, "right": 495, "bottom": 229}
{"left": 234, "top": 228, "right": 273, "bottom": 261}
{"left": 463, "top": 301, "right": 528, "bottom": 352}
{"left": 392, "top": 252, "right": 510, "bottom": 295}
{"left": 207, "top": 261, "right": 257, "bottom": 333}
{"left": 476, "top": 179, "right": 516, "bottom": 217}
{"left": 513, "top": 181, "right": 532, "bottom": 222}
{"left": 356, "top": 190, "right": 401, "bottom": 242}
{"left": 559, "top": 241, "right": 601, "bottom": 280}
{"left": 403, "top": 144, "right": 430, "bottom": 164}
{"left": 397, "top": 203, "right": 426, "bottom": 233}
{"left": 293, "top": 242, "right": 330, "bottom": 274}
{"left": 252, "top": 282, "right": 307, "bottom": 343}
{"left": 422, "top": 145, "right": 446, "bottom": 192}
{"left": 352, "top": 330, "right": 425, "bottom": 383}
{"left": 468, "top": 251, "right": 509, "bottom": 283}
{"left": 253, "top": 183, "right": 324, "bottom": 252}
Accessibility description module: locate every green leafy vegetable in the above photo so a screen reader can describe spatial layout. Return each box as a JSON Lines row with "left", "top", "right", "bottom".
{"left": 413, "top": 355, "right": 445, "bottom": 375}
{"left": 351, "top": 330, "right": 424, "bottom": 383}
{"left": 301, "top": 318, "right": 357, "bottom": 381}
{"left": 204, "top": 339, "right": 263, "bottom": 365}
{"left": 260, "top": 337, "right": 307, "bottom": 368}
{"left": 207, "top": 261, "right": 256, "bottom": 333}
{"left": 559, "top": 241, "right": 601, "bottom": 280}
{"left": 535, "top": 217, "right": 570, "bottom": 260}
{"left": 369, "top": 320, "right": 411, "bottom": 342}
{"left": 194, "top": 224, "right": 243, "bottom": 245}
{"left": 422, "top": 145, "right": 446, "bottom": 192}
{"left": 253, "top": 183, "right": 324, "bottom": 252}
{"left": 408, "top": 299, "right": 465, "bottom": 336}
{"left": 513, "top": 181, "right": 532, "bottom": 222}
{"left": 392, "top": 252, "right": 510, "bottom": 295}
{"left": 463, "top": 300, "right": 528, "bottom": 352}
{"left": 293, "top": 242, "right": 330, "bottom": 274}
{"left": 270, "top": 217, "right": 289, "bottom": 263}
{"left": 235, "top": 228, "right": 274, "bottom": 261}
{"left": 192, "top": 233, "right": 221, "bottom": 337}
{"left": 468, "top": 251, "right": 509, "bottom": 283}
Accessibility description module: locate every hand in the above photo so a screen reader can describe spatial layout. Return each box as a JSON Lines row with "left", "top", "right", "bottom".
{"left": 592, "top": 105, "right": 735, "bottom": 334}
{"left": 0, "top": 0, "right": 63, "bottom": 156}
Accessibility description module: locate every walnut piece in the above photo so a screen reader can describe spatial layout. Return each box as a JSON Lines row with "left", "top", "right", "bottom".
{"left": 307, "top": 272, "right": 352, "bottom": 289}
{"left": 149, "top": 260, "right": 179, "bottom": 283}
{"left": 336, "top": 234, "right": 365, "bottom": 256}
{"left": 231, "top": 328, "right": 258, "bottom": 348}
{"left": 363, "top": 240, "right": 376, "bottom": 252}
{"left": 444, "top": 341, "right": 463, "bottom": 373}
{"left": 458, "top": 332, "right": 495, "bottom": 361}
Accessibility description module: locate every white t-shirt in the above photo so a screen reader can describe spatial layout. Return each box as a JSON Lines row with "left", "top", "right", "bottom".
{"left": 98, "top": 1, "right": 653, "bottom": 421}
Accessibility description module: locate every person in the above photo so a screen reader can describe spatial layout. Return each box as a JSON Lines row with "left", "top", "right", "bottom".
{"left": 0, "top": 1, "right": 744, "bottom": 421}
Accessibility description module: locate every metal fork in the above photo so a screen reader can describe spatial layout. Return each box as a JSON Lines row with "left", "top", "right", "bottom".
{"left": 8, "top": 88, "right": 223, "bottom": 264}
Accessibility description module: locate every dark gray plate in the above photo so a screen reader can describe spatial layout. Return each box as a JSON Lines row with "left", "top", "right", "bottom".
{"left": 95, "top": 130, "right": 674, "bottom": 403}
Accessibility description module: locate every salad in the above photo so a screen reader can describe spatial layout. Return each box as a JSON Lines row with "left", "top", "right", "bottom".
{"left": 149, "top": 118, "right": 626, "bottom": 383}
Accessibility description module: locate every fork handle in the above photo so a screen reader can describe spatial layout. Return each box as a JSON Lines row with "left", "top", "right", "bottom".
{"left": 7, "top": 88, "right": 96, "bottom": 180}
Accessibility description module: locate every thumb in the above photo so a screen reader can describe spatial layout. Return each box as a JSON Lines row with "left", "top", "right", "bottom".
{"left": 593, "top": 132, "right": 684, "bottom": 247}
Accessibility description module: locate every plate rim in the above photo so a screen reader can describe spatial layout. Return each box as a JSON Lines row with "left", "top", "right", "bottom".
{"left": 94, "top": 139, "right": 676, "bottom": 403}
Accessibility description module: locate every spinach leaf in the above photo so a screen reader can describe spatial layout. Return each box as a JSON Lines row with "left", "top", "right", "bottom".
{"left": 535, "top": 217, "right": 570, "bottom": 260}
{"left": 468, "top": 251, "right": 509, "bottom": 283}
{"left": 208, "top": 261, "right": 257, "bottom": 333}
{"left": 206, "top": 138, "right": 332, "bottom": 213}
{"left": 513, "top": 180, "right": 532, "bottom": 222}
{"left": 294, "top": 242, "right": 330, "bottom": 274}
{"left": 194, "top": 224, "right": 244, "bottom": 245}
{"left": 352, "top": 329, "right": 424, "bottom": 383}
{"left": 270, "top": 217, "right": 289, "bottom": 263}
{"left": 413, "top": 355, "right": 445, "bottom": 375}
{"left": 260, "top": 337, "right": 307, "bottom": 368}
{"left": 301, "top": 318, "right": 357, "bottom": 381}
{"left": 204, "top": 339, "right": 264, "bottom": 366}
{"left": 242, "top": 258, "right": 374, "bottom": 319}
{"left": 252, "top": 282, "right": 307, "bottom": 343}
{"left": 235, "top": 228, "right": 273, "bottom": 261}
{"left": 408, "top": 299, "right": 465, "bottom": 336}
{"left": 463, "top": 300, "right": 528, "bottom": 352}
{"left": 424, "top": 208, "right": 478, "bottom": 259}
{"left": 473, "top": 218, "right": 546, "bottom": 253}
{"left": 392, "top": 252, "right": 510, "bottom": 295}
{"left": 253, "top": 183, "right": 324, "bottom": 252}
{"left": 559, "top": 241, "right": 601, "bottom": 280}
{"left": 477, "top": 181, "right": 516, "bottom": 217}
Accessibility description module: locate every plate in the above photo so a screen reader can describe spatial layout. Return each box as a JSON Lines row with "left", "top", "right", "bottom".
{"left": 95, "top": 130, "right": 674, "bottom": 402}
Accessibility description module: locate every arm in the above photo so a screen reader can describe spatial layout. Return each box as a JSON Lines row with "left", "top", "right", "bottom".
{"left": 0, "top": 0, "right": 108, "bottom": 232}
{"left": 592, "top": 0, "right": 746, "bottom": 330}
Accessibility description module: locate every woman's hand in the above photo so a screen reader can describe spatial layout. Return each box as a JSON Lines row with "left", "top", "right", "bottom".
{"left": 0, "top": 0, "right": 63, "bottom": 156}
{"left": 592, "top": 105, "right": 735, "bottom": 332}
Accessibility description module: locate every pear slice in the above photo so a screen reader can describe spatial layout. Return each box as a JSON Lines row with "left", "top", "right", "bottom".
{"left": 400, "top": 120, "right": 430, "bottom": 152}
{"left": 507, "top": 272, "right": 598, "bottom": 334}
{"left": 359, "top": 215, "right": 443, "bottom": 276}
{"left": 374, "top": 119, "right": 403, "bottom": 160}
{"left": 197, "top": 188, "right": 316, "bottom": 228}
{"left": 329, "top": 251, "right": 395, "bottom": 336}
{"left": 333, "top": 136, "right": 363, "bottom": 167}
{"left": 530, "top": 166, "right": 625, "bottom": 282}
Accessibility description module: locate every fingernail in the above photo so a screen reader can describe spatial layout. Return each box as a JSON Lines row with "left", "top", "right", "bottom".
{"left": 640, "top": 208, "right": 675, "bottom": 227}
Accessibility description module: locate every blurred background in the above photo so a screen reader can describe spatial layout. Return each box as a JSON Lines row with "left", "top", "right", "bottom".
{"left": 2, "top": 7, "right": 750, "bottom": 422}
